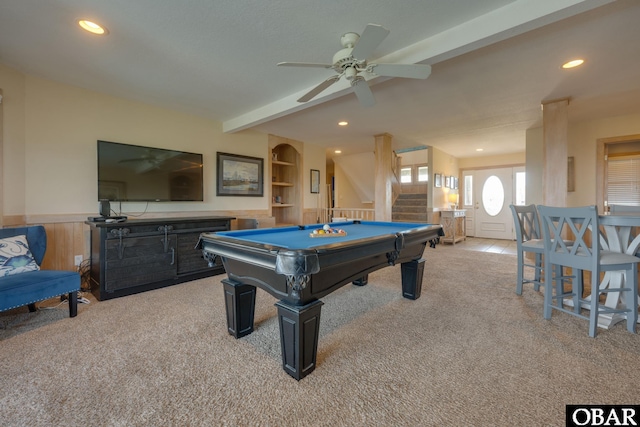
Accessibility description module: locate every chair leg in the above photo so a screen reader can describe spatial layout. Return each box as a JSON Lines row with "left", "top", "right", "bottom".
{"left": 68, "top": 291, "right": 78, "bottom": 318}
{"left": 554, "top": 265, "right": 564, "bottom": 309}
{"left": 624, "top": 267, "right": 638, "bottom": 333}
{"left": 534, "top": 253, "right": 542, "bottom": 291}
{"left": 516, "top": 251, "right": 525, "bottom": 295}
{"left": 573, "top": 269, "right": 583, "bottom": 314}
{"left": 588, "top": 275, "right": 599, "bottom": 338}
{"left": 544, "top": 263, "right": 553, "bottom": 319}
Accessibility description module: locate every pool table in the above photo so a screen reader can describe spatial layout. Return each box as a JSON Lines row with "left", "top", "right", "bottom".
{"left": 197, "top": 220, "right": 443, "bottom": 380}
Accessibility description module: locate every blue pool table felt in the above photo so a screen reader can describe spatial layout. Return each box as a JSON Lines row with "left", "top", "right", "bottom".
{"left": 216, "top": 221, "right": 435, "bottom": 250}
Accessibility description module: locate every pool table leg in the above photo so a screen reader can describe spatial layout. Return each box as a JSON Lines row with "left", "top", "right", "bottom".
{"left": 352, "top": 274, "right": 369, "bottom": 286}
{"left": 275, "top": 299, "right": 324, "bottom": 381}
{"left": 222, "top": 278, "right": 256, "bottom": 338}
{"left": 401, "top": 258, "right": 425, "bottom": 300}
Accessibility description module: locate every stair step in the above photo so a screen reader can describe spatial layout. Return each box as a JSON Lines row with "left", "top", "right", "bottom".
{"left": 393, "top": 194, "right": 428, "bottom": 222}
{"left": 396, "top": 193, "right": 427, "bottom": 199}
{"left": 392, "top": 206, "right": 426, "bottom": 213}
{"left": 392, "top": 212, "right": 429, "bottom": 222}
{"left": 394, "top": 198, "right": 427, "bottom": 206}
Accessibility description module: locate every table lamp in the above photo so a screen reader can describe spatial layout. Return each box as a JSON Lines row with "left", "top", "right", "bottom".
{"left": 448, "top": 193, "right": 458, "bottom": 210}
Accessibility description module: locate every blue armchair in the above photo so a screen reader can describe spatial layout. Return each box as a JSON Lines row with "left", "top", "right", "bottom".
{"left": 0, "top": 225, "right": 80, "bottom": 317}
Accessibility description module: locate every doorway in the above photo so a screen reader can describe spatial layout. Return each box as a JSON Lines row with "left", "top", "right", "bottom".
{"left": 462, "top": 166, "right": 524, "bottom": 240}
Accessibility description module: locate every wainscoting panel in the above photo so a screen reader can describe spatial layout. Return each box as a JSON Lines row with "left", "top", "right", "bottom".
{"left": 41, "top": 222, "right": 89, "bottom": 271}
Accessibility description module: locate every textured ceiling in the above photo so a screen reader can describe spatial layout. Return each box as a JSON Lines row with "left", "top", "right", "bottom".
{"left": 1, "top": 0, "right": 638, "bottom": 158}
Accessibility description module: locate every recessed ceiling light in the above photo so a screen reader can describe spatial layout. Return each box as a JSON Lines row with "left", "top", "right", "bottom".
{"left": 476, "top": 148, "right": 483, "bottom": 152}
{"left": 78, "top": 19, "right": 108, "bottom": 35}
{"left": 338, "top": 121, "right": 348, "bottom": 126}
{"left": 334, "top": 150, "right": 342, "bottom": 154}
{"left": 562, "top": 59, "right": 584, "bottom": 69}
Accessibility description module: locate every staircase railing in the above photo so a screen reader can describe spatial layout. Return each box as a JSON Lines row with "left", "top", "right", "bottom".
{"left": 391, "top": 151, "right": 401, "bottom": 205}
{"left": 326, "top": 208, "right": 375, "bottom": 222}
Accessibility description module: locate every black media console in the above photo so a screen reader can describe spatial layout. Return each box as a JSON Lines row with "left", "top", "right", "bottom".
{"left": 86, "top": 216, "right": 234, "bottom": 300}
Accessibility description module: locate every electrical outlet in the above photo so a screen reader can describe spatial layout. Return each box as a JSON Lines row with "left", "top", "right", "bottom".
{"left": 74, "top": 255, "right": 83, "bottom": 266}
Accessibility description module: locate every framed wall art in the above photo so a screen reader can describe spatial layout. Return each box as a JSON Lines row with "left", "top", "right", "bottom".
{"left": 216, "top": 152, "right": 264, "bottom": 197}
{"left": 434, "top": 173, "right": 442, "bottom": 188}
{"left": 310, "top": 169, "right": 320, "bottom": 193}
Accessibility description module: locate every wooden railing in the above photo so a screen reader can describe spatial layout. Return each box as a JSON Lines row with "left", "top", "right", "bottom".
{"left": 391, "top": 152, "right": 401, "bottom": 205}
{"left": 325, "top": 208, "right": 375, "bottom": 222}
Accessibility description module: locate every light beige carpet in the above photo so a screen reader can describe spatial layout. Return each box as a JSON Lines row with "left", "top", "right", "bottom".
{"left": 1, "top": 244, "right": 639, "bottom": 426}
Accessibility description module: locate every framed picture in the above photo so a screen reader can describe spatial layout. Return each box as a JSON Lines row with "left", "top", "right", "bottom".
{"left": 434, "top": 173, "right": 442, "bottom": 188}
{"left": 216, "top": 152, "right": 264, "bottom": 197}
{"left": 453, "top": 177, "right": 458, "bottom": 190}
{"left": 310, "top": 169, "right": 320, "bottom": 193}
{"left": 445, "top": 176, "right": 451, "bottom": 188}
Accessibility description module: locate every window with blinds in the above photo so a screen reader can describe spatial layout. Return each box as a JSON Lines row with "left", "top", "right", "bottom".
{"left": 607, "top": 155, "right": 640, "bottom": 206}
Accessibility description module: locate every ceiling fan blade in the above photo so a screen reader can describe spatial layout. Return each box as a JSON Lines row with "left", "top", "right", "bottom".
{"left": 297, "top": 75, "right": 341, "bottom": 102}
{"left": 351, "top": 24, "right": 390, "bottom": 60}
{"left": 277, "top": 62, "right": 333, "bottom": 69}
{"left": 352, "top": 79, "right": 375, "bottom": 107}
{"left": 370, "top": 63, "right": 432, "bottom": 79}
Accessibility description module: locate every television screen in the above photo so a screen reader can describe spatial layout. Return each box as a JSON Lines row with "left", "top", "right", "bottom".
{"left": 97, "top": 140, "right": 204, "bottom": 202}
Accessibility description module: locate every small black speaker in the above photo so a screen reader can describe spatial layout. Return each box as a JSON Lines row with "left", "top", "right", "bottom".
{"left": 99, "top": 199, "right": 111, "bottom": 217}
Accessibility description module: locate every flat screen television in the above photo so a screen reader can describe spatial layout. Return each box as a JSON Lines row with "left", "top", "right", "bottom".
{"left": 97, "top": 140, "right": 204, "bottom": 202}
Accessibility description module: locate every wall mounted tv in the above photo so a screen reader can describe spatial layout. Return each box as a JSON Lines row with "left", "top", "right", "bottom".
{"left": 97, "top": 140, "right": 204, "bottom": 202}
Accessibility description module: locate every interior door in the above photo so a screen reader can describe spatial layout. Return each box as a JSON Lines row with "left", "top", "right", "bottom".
{"left": 473, "top": 167, "right": 514, "bottom": 239}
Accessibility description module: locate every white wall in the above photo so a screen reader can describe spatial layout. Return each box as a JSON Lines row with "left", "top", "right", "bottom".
{"left": 22, "top": 75, "right": 270, "bottom": 215}
{"left": 568, "top": 112, "right": 640, "bottom": 207}
{"left": 2, "top": 64, "right": 284, "bottom": 217}
{"left": 333, "top": 158, "right": 373, "bottom": 209}
{"left": 399, "top": 149, "right": 428, "bottom": 166}
{"left": 333, "top": 152, "right": 375, "bottom": 204}
{"left": 0, "top": 64, "right": 27, "bottom": 215}
{"left": 526, "top": 111, "right": 640, "bottom": 207}
{"left": 458, "top": 152, "right": 525, "bottom": 170}
{"left": 431, "top": 146, "right": 459, "bottom": 209}
{"left": 302, "top": 141, "right": 326, "bottom": 210}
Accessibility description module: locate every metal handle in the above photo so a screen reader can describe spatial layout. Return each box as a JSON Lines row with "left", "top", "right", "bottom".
{"left": 158, "top": 225, "right": 174, "bottom": 253}
{"left": 110, "top": 228, "right": 130, "bottom": 259}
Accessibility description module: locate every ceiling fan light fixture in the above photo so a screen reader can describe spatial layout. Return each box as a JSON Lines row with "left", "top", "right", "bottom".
{"left": 338, "top": 121, "right": 348, "bottom": 126}
{"left": 562, "top": 59, "right": 584, "bottom": 69}
{"left": 345, "top": 67, "right": 358, "bottom": 81}
{"left": 78, "top": 19, "right": 108, "bottom": 35}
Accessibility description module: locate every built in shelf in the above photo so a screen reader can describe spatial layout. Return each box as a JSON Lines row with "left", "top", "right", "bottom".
{"left": 272, "top": 181, "right": 294, "bottom": 187}
{"left": 272, "top": 203, "right": 294, "bottom": 208}
{"left": 272, "top": 159, "right": 295, "bottom": 166}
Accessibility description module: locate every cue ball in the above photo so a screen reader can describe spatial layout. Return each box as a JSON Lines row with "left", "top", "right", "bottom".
{"left": 323, "top": 224, "right": 330, "bottom": 231}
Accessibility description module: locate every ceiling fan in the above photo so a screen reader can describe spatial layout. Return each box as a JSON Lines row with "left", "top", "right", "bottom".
{"left": 118, "top": 150, "right": 171, "bottom": 167}
{"left": 118, "top": 149, "right": 199, "bottom": 173}
{"left": 277, "top": 24, "right": 432, "bottom": 107}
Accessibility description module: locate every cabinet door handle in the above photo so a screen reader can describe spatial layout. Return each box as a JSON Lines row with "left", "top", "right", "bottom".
{"left": 170, "top": 247, "right": 175, "bottom": 265}
{"left": 158, "top": 225, "right": 173, "bottom": 253}
{"left": 110, "top": 228, "right": 130, "bottom": 259}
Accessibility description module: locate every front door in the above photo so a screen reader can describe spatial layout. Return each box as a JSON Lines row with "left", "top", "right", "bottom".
{"left": 473, "top": 167, "right": 515, "bottom": 239}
